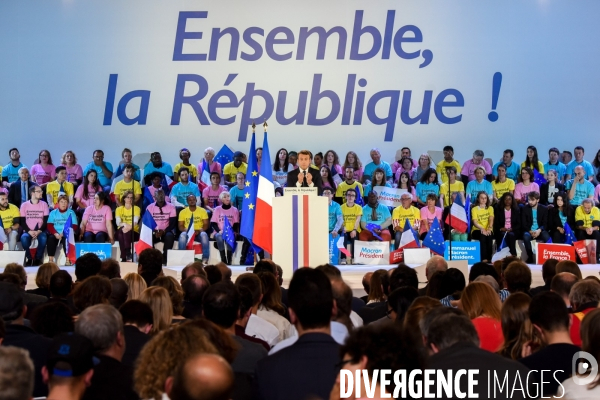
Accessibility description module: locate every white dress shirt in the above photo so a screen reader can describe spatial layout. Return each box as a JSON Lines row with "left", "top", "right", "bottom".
{"left": 245, "top": 313, "right": 280, "bottom": 348}
{"left": 268, "top": 321, "right": 349, "bottom": 355}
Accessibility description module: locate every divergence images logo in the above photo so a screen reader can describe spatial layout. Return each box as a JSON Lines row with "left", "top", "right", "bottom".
{"left": 572, "top": 351, "right": 599, "bottom": 386}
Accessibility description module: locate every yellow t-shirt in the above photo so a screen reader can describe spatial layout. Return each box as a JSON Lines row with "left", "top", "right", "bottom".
{"left": 471, "top": 206, "right": 494, "bottom": 232}
{"left": 336, "top": 181, "right": 364, "bottom": 203}
{"left": 492, "top": 179, "right": 515, "bottom": 199}
{"left": 113, "top": 179, "right": 142, "bottom": 203}
{"left": 575, "top": 206, "right": 600, "bottom": 229}
{"left": 223, "top": 162, "right": 248, "bottom": 183}
{"left": 436, "top": 160, "right": 462, "bottom": 183}
{"left": 440, "top": 181, "right": 465, "bottom": 207}
{"left": 520, "top": 161, "right": 544, "bottom": 174}
{"left": 116, "top": 206, "right": 141, "bottom": 233}
{"left": 174, "top": 163, "right": 198, "bottom": 179}
{"left": 0, "top": 204, "right": 20, "bottom": 229}
{"left": 179, "top": 207, "right": 209, "bottom": 231}
{"left": 392, "top": 206, "right": 421, "bottom": 229}
{"left": 46, "top": 180, "right": 75, "bottom": 205}
{"left": 341, "top": 203, "right": 363, "bottom": 233}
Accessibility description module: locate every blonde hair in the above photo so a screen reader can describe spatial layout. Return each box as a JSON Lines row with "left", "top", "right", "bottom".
{"left": 460, "top": 282, "right": 502, "bottom": 320}
{"left": 60, "top": 150, "right": 77, "bottom": 165}
{"left": 35, "top": 262, "right": 59, "bottom": 289}
{"left": 123, "top": 273, "right": 147, "bottom": 301}
{"left": 120, "top": 189, "right": 134, "bottom": 204}
{"left": 139, "top": 287, "right": 173, "bottom": 334}
{"left": 151, "top": 276, "right": 185, "bottom": 316}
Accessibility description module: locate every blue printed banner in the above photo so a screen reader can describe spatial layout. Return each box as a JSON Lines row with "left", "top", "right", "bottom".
{"left": 328, "top": 234, "right": 339, "bottom": 265}
{"left": 443, "top": 241, "right": 480, "bottom": 263}
{"left": 75, "top": 243, "right": 113, "bottom": 260}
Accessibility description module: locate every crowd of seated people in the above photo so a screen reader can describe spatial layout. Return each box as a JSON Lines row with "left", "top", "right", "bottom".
{"left": 1, "top": 145, "right": 599, "bottom": 266}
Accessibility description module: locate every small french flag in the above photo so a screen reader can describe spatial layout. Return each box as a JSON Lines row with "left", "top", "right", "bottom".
{"left": 135, "top": 211, "right": 157, "bottom": 257}
{"left": 186, "top": 214, "right": 196, "bottom": 250}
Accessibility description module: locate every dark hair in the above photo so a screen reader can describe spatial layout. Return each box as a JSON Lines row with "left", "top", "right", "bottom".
{"left": 54, "top": 165, "right": 66, "bottom": 174}
{"left": 320, "top": 165, "right": 336, "bottom": 189}
{"left": 343, "top": 151, "right": 363, "bottom": 171}
{"left": 99, "top": 259, "right": 121, "bottom": 279}
{"left": 523, "top": 146, "right": 540, "bottom": 171}
{"left": 553, "top": 191, "right": 573, "bottom": 215}
{"left": 504, "top": 261, "right": 532, "bottom": 293}
{"left": 119, "top": 300, "right": 154, "bottom": 327}
{"left": 443, "top": 146, "right": 454, "bottom": 152}
{"left": 38, "top": 149, "right": 54, "bottom": 165}
{"left": 256, "top": 272, "right": 285, "bottom": 315}
{"left": 397, "top": 172, "right": 413, "bottom": 190}
{"left": 109, "top": 278, "right": 129, "bottom": 309}
{"left": 8, "top": 148, "right": 18, "bottom": 156}
{"left": 498, "top": 192, "right": 517, "bottom": 211}
{"left": 288, "top": 268, "right": 332, "bottom": 330}
{"left": 202, "top": 282, "right": 240, "bottom": 329}
{"left": 75, "top": 253, "right": 102, "bottom": 282}
{"left": 182, "top": 275, "right": 210, "bottom": 304}
{"left": 138, "top": 248, "right": 163, "bottom": 285}
{"left": 541, "top": 259, "right": 558, "bottom": 284}
{"left": 178, "top": 167, "right": 190, "bottom": 176}
{"left": 238, "top": 285, "right": 254, "bottom": 320}
{"left": 50, "top": 270, "right": 73, "bottom": 298}
{"left": 529, "top": 291, "right": 569, "bottom": 332}
{"left": 527, "top": 191, "right": 540, "bottom": 201}
{"left": 234, "top": 273, "right": 262, "bottom": 306}
{"left": 204, "top": 265, "right": 223, "bottom": 285}
{"left": 520, "top": 166, "right": 534, "bottom": 183}
{"left": 389, "top": 265, "right": 419, "bottom": 291}
{"left": 419, "top": 168, "right": 439, "bottom": 186}
{"left": 182, "top": 262, "right": 206, "bottom": 280}
{"left": 425, "top": 271, "right": 447, "bottom": 299}
{"left": 82, "top": 169, "right": 101, "bottom": 201}
{"left": 574, "top": 146, "right": 585, "bottom": 153}
{"left": 324, "top": 150, "right": 341, "bottom": 168}
{"left": 503, "top": 149, "right": 514, "bottom": 158}
{"left": 252, "top": 260, "right": 276, "bottom": 275}
{"left": 0, "top": 280, "right": 23, "bottom": 321}
{"left": 593, "top": 149, "right": 600, "bottom": 168}
{"left": 421, "top": 307, "right": 479, "bottom": 350}
{"left": 273, "top": 148, "right": 289, "bottom": 172}
{"left": 549, "top": 147, "right": 560, "bottom": 156}
{"left": 0, "top": 318, "right": 4, "bottom": 340}
{"left": 315, "top": 264, "right": 342, "bottom": 279}
{"left": 370, "top": 167, "right": 387, "bottom": 187}
{"left": 387, "top": 287, "right": 419, "bottom": 323}
{"left": 30, "top": 302, "right": 74, "bottom": 338}
{"left": 72, "top": 276, "right": 112, "bottom": 312}
{"left": 469, "top": 262, "right": 499, "bottom": 282}
{"left": 556, "top": 260, "right": 583, "bottom": 280}
{"left": 442, "top": 268, "right": 466, "bottom": 298}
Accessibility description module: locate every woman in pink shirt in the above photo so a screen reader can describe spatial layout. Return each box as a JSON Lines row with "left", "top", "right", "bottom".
{"left": 394, "top": 157, "right": 417, "bottom": 186}
{"left": 514, "top": 167, "right": 539, "bottom": 205}
{"left": 75, "top": 170, "right": 103, "bottom": 210}
{"left": 396, "top": 172, "right": 417, "bottom": 203}
{"left": 210, "top": 192, "right": 240, "bottom": 265}
{"left": 320, "top": 165, "right": 337, "bottom": 190}
{"left": 343, "top": 151, "right": 364, "bottom": 182}
{"left": 80, "top": 191, "right": 114, "bottom": 244}
{"left": 419, "top": 194, "right": 443, "bottom": 240}
{"left": 202, "top": 172, "right": 227, "bottom": 212}
{"left": 197, "top": 147, "right": 222, "bottom": 177}
{"left": 61, "top": 150, "right": 83, "bottom": 186}
{"left": 30, "top": 149, "right": 56, "bottom": 187}
{"left": 324, "top": 150, "right": 343, "bottom": 176}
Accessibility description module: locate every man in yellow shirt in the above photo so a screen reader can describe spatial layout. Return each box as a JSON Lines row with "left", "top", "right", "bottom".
{"left": 436, "top": 146, "right": 462, "bottom": 184}
{"left": 340, "top": 188, "right": 362, "bottom": 265}
{"left": 336, "top": 166, "right": 363, "bottom": 203}
{"left": 223, "top": 152, "right": 248, "bottom": 189}
{"left": 392, "top": 193, "right": 421, "bottom": 249}
{"left": 113, "top": 164, "right": 142, "bottom": 207}
{"left": 575, "top": 199, "right": 600, "bottom": 263}
{"left": 178, "top": 194, "right": 210, "bottom": 263}
{"left": 0, "top": 192, "right": 20, "bottom": 250}
{"left": 46, "top": 166, "right": 74, "bottom": 210}
{"left": 174, "top": 148, "right": 198, "bottom": 183}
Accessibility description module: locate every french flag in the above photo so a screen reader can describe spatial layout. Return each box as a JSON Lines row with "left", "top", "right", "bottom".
{"left": 135, "top": 211, "right": 157, "bottom": 257}
{"left": 253, "top": 133, "right": 274, "bottom": 254}
{"left": 445, "top": 195, "right": 469, "bottom": 234}
{"left": 185, "top": 214, "right": 196, "bottom": 250}
{"left": 398, "top": 219, "right": 421, "bottom": 250}
{"left": 198, "top": 160, "right": 211, "bottom": 193}
{"left": 63, "top": 215, "right": 76, "bottom": 264}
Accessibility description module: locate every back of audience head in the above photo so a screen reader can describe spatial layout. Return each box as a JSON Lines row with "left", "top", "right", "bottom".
{"left": 182, "top": 262, "right": 206, "bottom": 282}
{"left": 151, "top": 276, "right": 185, "bottom": 316}
{"left": 204, "top": 265, "right": 223, "bottom": 285}
{"left": 235, "top": 273, "right": 262, "bottom": 309}
{"left": 256, "top": 271, "right": 285, "bottom": 315}
{"left": 50, "top": 270, "right": 73, "bottom": 298}
{"left": 580, "top": 309, "right": 600, "bottom": 386}
{"left": 569, "top": 279, "right": 600, "bottom": 311}
{"left": 556, "top": 260, "right": 583, "bottom": 280}
{"left": 504, "top": 261, "right": 532, "bottom": 294}
{"left": 469, "top": 262, "right": 500, "bottom": 284}
{"left": 425, "top": 270, "right": 447, "bottom": 299}
{"left": 362, "top": 272, "right": 373, "bottom": 295}
{"left": 367, "top": 269, "right": 389, "bottom": 302}
{"left": 237, "top": 286, "right": 255, "bottom": 325}
{"left": 75, "top": 253, "right": 102, "bottom": 282}
{"left": 330, "top": 277, "right": 353, "bottom": 331}
{"left": 75, "top": 304, "right": 124, "bottom": 355}
{"left": 0, "top": 347, "right": 34, "bottom": 400}
{"left": 216, "top": 262, "right": 232, "bottom": 282}
{"left": 30, "top": 301, "right": 74, "bottom": 339}
{"left": 276, "top": 265, "right": 283, "bottom": 286}
{"left": 72, "top": 275, "right": 112, "bottom": 312}
{"left": 99, "top": 258, "right": 121, "bottom": 279}
{"left": 389, "top": 264, "right": 419, "bottom": 291}
{"left": 460, "top": 282, "right": 501, "bottom": 320}
{"left": 529, "top": 291, "right": 569, "bottom": 336}
{"left": 425, "top": 255, "right": 448, "bottom": 281}
{"left": 166, "top": 353, "right": 234, "bottom": 400}
{"left": 139, "top": 286, "right": 173, "bottom": 334}
{"left": 109, "top": 278, "right": 129, "bottom": 309}
{"left": 551, "top": 272, "right": 580, "bottom": 306}
{"left": 119, "top": 300, "right": 154, "bottom": 334}
{"left": 35, "top": 262, "right": 60, "bottom": 290}
{"left": 252, "top": 259, "right": 276, "bottom": 275}
{"left": 202, "top": 282, "right": 239, "bottom": 329}
{"left": 123, "top": 272, "right": 147, "bottom": 301}
{"left": 288, "top": 268, "right": 333, "bottom": 331}
{"left": 421, "top": 307, "right": 479, "bottom": 353}
{"left": 185, "top": 319, "right": 238, "bottom": 363}
{"left": 4, "top": 263, "right": 27, "bottom": 289}
{"left": 182, "top": 274, "right": 210, "bottom": 304}
{"left": 315, "top": 264, "right": 342, "bottom": 279}
{"left": 474, "top": 275, "right": 500, "bottom": 293}
{"left": 138, "top": 248, "right": 164, "bottom": 285}
{"left": 387, "top": 286, "right": 419, "bottom": 323}
{"left": 0, "top": 281, "right": 25, "bottom": 324}
{"left": 498, "top": 293, "right": 536, "bottom": 360}
{"left": 442, "top": 268, "right": 466, "bottom": 298}
{"left": 541, "top": 258, "right": 558, "bottom": 285}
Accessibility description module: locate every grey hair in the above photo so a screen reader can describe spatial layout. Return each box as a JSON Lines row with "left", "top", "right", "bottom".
{"left": 17, "top": 167, "right": 29, "bottom": 175}
{"left": 581, "top": 198, "right": 594, "bottom": 206}
{"left": 473, "top": 150, "right": 484, "bottom": 157}
{"left": 474, "top": 275, "right": 500, "bottom": 293}
{"left": 75, "top": 304, "right": 123, "bottom": 353}
{"left": 420, "top": 307, "right": 479, "bottom": 351}
{"left": 204, "top": 147, "right": 216, "bottom": 156}
{"left": 0, "top": 347, "right": 34, "bottom": 400}
{"left": 425, "top": 256, "right": 448, "bottom": 279}
{"left": 569, "top": 280, "right": 600, "bottom": 309}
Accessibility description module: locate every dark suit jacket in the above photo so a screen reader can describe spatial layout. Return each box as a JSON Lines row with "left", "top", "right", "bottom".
{"left": 286, "top": 168, "right": 323, "bottom": 193}
{"left": 357, "top": 302, "right": 387, "bottom": 324}
{"left": 521, "top": 204, "right": 548, "bottom": 233}
{"left": 493, "top": 204, "right": 522, "bottom": 237}
{"left": 540, "top": 182, "right": 565, "bottom": 205}
{"left": 255, "top": 333, "right": 340, "bottom": 400}
{"left": 8, "top": 180, "right": 38, "bottom": 207}
{"left": 548, "top": 206, "right": 576, "bottom": 233}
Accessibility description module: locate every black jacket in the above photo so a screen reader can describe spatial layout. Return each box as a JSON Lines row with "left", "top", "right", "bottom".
{"left": 548, "top": 206, "right": 576, "bottom": 233}
{"left": 7, "top": 180, "right": 39, "bottom": 207}
{"left": 286, "top": 168, "right": 323, "bottom": 193}
{"left": 539, "top": 182, "right": 565, "bottom": 205}
{"left": 493, "top": 204, "right": 522, "bottom": 237}
{"left": 521, "top": 204, "right": 548, "bottom": 233}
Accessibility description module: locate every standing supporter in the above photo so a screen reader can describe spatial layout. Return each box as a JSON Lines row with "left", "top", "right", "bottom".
{"left": 113, "top": 164, "right": 142, "bottom": 207}
{"left": 46, "top": 165, "right": 74, "bottom": 210}
{"left": 178, "top": 194, "right": 210, "bottom": 264}
{"left": 2, "top": 147, "right": 27, "bottom": 186}
{"left": 521, "top": 145, "right": 544, "bottom": 174}
{"left": 414, "top": 153, "right": 433, "bottom": 182}
{"left": 362, "top": 148, "right": 393, "bottom": 185}
{"left": 61, "top": 150, "right": 84, "bottom": 186}
{"left": 197, "top": 147, "right": 222, "bottom": 177}
{"left": 75, "top": 169, "right": 102, "bottom": 211}
{"left": 143, "top": 151, "right": 174, "bottom": 186}
{"left": 461, "top": 149, "right": 492, "bottom": 184}
{"left": 436, "top": 145, "right": 461, "bottom": 184}
{"left": 202, "top": 172, "right": 227, "bottom": 212}
{"left": 80, "top": 191, "right": 114, "bottom": 244}
{"left": 335, "top": 166, "right": 363, "bottom": 203}
{"left": 359, "top": 191, "right": 392, "bottom": 242}
{"left": 320, "top": 165, "right": 337, "bottom": 190}
{"left": 323, "top": 149, "right": 343, "bottom": 176}
{"left": 493, "top": 192, "right": 520, "bottom": 257}
{"left": 46, "top": 195, "right": 78, "bottom": 263}
{"left": 415, "top": 168, "right": 440, "bottom": 207}
{"left": 114, "top": 148, "right": 141, "bottom": 182}
{"left": 493, "top": 149, "right": 521, "bottom": 182}
{"left": 565, "top": 146, "right": 595, "bottom": 181}
{"left": 0, "top": 191, "right": 20, "bottom": 250}
{"left": 116, "top": 190, "right": 140, "bottom": 262}
{"left": 497, "top": 293, "right": 536, "bottom": 360}
{"left": 439, "top": 166, "right": 465, "bottom": 208}
{"left": 8, "top": 167, "right": 37, "bottom": 207}
{"left": 521, "top": 191, "right": 550, "bottom": 263}
{"left": 340, "top": 188, "right": 362, "bottom": 265}
{"left": 393, "top": 157, "right": 416, "bottom": 186}
{"left": 396, "top": 171, "right": 417, "bottom": 202}
{"left": 566, "top": 165, "right": 595, "bottom": 206}
{"left": 223, "top": 151, "right": 247, "bottom": 189}
{"left": 466, "top": 166, "right": 493, "bottom": 201}
{"left": 210, "top": 192, "right": 240, "bottom": 265}
{"left": 343, "top": 151, "right": 364, "bottom": 182}
{"left": 491, "top": 163, "right": 515, "bottom": 203}
{"left": 362, "top": 167, "right": 391, "bottom": 198}
{"left": 392, "top": 192, "right": 421, "bottom": 248}
{"left": 20, "top": 185, "right": 49, "bottom": 266}
{"left": 471, "top": 191, "right": 494, "bottom": 262}
{"left": 30, "top": 149, "right": 56, "bottom": 188}
{"left": 229, "top": 172, "right": 246, "bottom": 210}
{"left": 419, "top": 194, "right": 443, "bottom": 240}
{"left": 84, "top": 150, "right": 114, "bottom": 193}
{"left": 173, "top": 148, "right": 198, "bottom": 183}
{"left": 540, "top": 169, "right": 564, "bottom": 205}
{"left": 323, "top": 187, "right": 343, "bottom": 240}
{"left": 170, "top": 167, "right": 200, "bottom": 210}
{"left": 460, "top": 282, "right": 504, "bottom": 352}
{"left": 575, "top": 198, "right": 600, "bottom": 263}
{"left": 514, "top": 167, "right": 540, "bottom": 205}
{"left": 544, "top": 147, "right": 567, "bottom": 182}
{"left": 272, "top": 148, "right": 291, "bottom": 186}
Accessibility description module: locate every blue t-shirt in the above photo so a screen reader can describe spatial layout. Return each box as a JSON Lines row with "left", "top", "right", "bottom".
{"left": 144, "top": 162, "right": 174, "bottom": 179}
{"left": 566, "top": 160, "right": 594, "bottom": 179}
{"left": 466, "top": 179, "right": 493, "bottom": 200}
{"left": 415, "top": 182, "right": 440, "bottom": 203}
{"left": 48, "top": 209, "right": 78, "bottom": 233}
{"left": 363, "top": 182, "right": 392, "bottom": 198}
{"left": 170, "top": 182, "right": 200, "bottom": 206}
{"left": 328, "top": 201, "right": 342, "bottom": 231}
{"left": 531, "top": 209, "right": 539, "bottom": 231}
{"left": 492, "top": 161, "right": 521, "bottom": 182}
{"left": 543, "top": 162, "right": 567, "bottom": 181}
{"left": 565, "top": 179, "right": 594, "bottom": 205}
{"left": 229, "top": 185, "right": 245, "bottom": 210}
{"left": 84, "top": 161, "right": 114, "bottom": 187}
{"left": 2, "top": 162, "right": 26, "bottom": 183}
{"left": 361, "top": 203, "right": 392, "bottom": 226}
{"left": 364, "top": 161, "right": 393, "bottom": 181}
{"left": 114, "top": 163, "right": 141, "bottom": 181}
{"left": 559, "top": 210, "right": 567, "bottom": 226}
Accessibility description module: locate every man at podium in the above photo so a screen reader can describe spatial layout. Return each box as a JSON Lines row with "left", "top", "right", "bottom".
{"left": 286, "top": 150, "right": 323, "bottom": 194}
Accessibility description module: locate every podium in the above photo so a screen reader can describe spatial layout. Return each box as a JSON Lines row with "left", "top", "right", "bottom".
{"left": 273, "top": 188, "right": 329, "bottom": 279}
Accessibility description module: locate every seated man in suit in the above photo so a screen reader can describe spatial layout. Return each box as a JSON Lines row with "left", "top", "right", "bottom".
{"left": 521, "top": 191, "right": 550, "bottom": 263}
{"left": 8, "top": 167, "right": 38, "bottom": 208}
{"left": 286, "top": 150, "right": 323, "bottom": 193}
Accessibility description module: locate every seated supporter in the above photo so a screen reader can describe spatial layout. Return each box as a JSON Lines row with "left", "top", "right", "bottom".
{"left": 521, "top": 191, "right": 549, "bottom": 263}
{"left": 548, "top": 192, "right": 576, "bottom": 243}
{"left": 112, "top": 164, "right": 141, "bottom": 207}
{"left": 83, "top": 150, "right": 114, "bottom": 193}
{"left": 359, "top": 191, "right": 392, "bottom": 242}
{"left": 229, "top": 172, "right": 246, "bottom": 210}
{"left": 565, "top": 146, "right": 595, "bottom": 181}
{"left": 170, "top": 167, "right": 201, "bottom": 210}
{"left": 75, "top": 169, "right": 103, "bottom": 211}
{"left": 392, "top": 193, "right": 421, "bottom": 249}
{"left": 46, "top": 195, "right": 78, "bottom": 264}
{"left": 471, "top": 191, "right": 494, "bottom": 262}
{"left": 362, "top": 167, "right": 390, "bottom": 198}
{"left": 0, "top": 191, "right": 20, "bottom": 250}
{"left": 544, "top": 147, "right": 567, "bottom": 182}
{"left": 30, "top": 149, "right": 56, "bottom": 188}
{"left": 46, "top": 166, "right": 74, "bottom": 210}
{"left": 491, "top": 163, "right": 515, "bottom": 203}
{"left": 178, "top": 194, "right": 210, "bottom": 264}
{"left": 198, "top": 147, "right": 223, "bottom": 178}
{"left": 419, "top": 193, "right": 443, "bottom": 240}
{"left": 288, "top": 151, "right": 298, "bottom": 170}
{"left": 173, "top": 148, "right": 198, "bottom": 183}
{"left": 210, "top": 192, "right": 240, "bottom": 265}
{"left": 362, "top": 148, "right": 393, "bottom": 185}
{"left": 574, "top": 198, "right": 600, "bottom": 263}
{"left": 61, "top": 150, "right": 84, "bottom": 186}
{"left": 493, "top": 192, "right": 521, "bottom": 257}
{"left": 336, "top": 166, "right": 363, "bottom": 204}
{"left": 391, "top": 147, "right": 417, "bottom": 174}
{"left": 320, "top": 165, "right": 337, "bottom": 190}
{"left": 8, "top": 167, "right": 37, "bottom": 208}
{"left": 393, "top": 157, "right": 416, "bottom": 186}
{"left": 415, "top": 168, "right": 440, "bottom": 207}
{"left": 202, "top": 172, "right": 227, "bottom": 212}
{"left": 340, "top": 188, "right": 362, "bottom": 264}
{"left": 223, "top": 151, "right": 248, "bottom": 189}
{"left": 436, "top": 145, "right": 462, "bottom": 184}
{"left": 143, "top": 151, "right": 173, "bottom": 186}
{"left": 20, "top": 185, "right": 49, "bottom": 266}
{"left": 343, "top": 151, "right": 364, "bottom": 182}
{"left": 540, "top": 169, "right": 564, "bottom": 205}
{"left": 113, "top": 148, "right": 141, "bottom": 182}
{"left": 272, "top": 148, "right": 291, "bottom": 186}
{"left": 492, "top": 149, "right": 521, "bottom": 182}
{"left": 521, "top": 145, "right": 544, "bottom": 174}
{"left": 115, "top": 190, "right": 140, "bottom": 262}
{"left": 514, "top": 167, "right": 540, "bottom": 205}
{"left": 461, "top": 149, "right": 492, "bottom": 184}
{"left": 145, "top": 189, "right": 176, "bottom": 264}
{"left": 439, "top": 166, "right": 465, "bottom": 208}
{"left": 460, "top": 282, "right": 504, "bottom": 352}
{"left": 323, "top": 187, "right": 343, "bottom": 238}
{"left": 323, "top": 150, "right": 343, "bottom": 177}
{"left": 396, "top": 171, "right": 417, "bottom": 202}
{"left": 566, "top": 165, "right": 595, "bottom": 206}
{"left": 466, "top": 166, "right": 493, "bottom": 201}
{"left": 2, "top": 148, "right": 27, "bottom": 187}
{"left": 414, "top": 153, "right": 434, "bottom": 183}
{"left": 145, "top": 172, "right": 171, "bottom": 204}
{"left": 80, "top": 191, "right": 114, "bottom": 244}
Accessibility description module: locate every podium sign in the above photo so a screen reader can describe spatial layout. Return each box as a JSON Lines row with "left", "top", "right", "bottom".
{"left": 444, "top": 241, "right": 480, "bottom": 263}
{"left": 273, "top": 194, "right": 328, "bottom": 279}
{"left": 537, "top": 243, "right": 575, "bottom": 263}
{"left": 284, "top": 187, "right": 318, "bottom": 196}
{"left": 75, "top": 243, "right": 112, "bottom": 260}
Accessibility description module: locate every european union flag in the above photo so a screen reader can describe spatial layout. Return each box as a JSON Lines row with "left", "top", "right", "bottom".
{"left": 214, "top": 145, "right": 234, "bottom": 168}
{"left": 533, "top": 169, "right": 547, "bottom": 186}
{"left": 564, "top": 222, "right": 577, "bottom": 245}
{"left": 465, "top": 194, "right": 471, "bottom": 230}
{"left": 423, "top": 218, "right": 445, "bottom": 255}
{"left": 355, "top": 188, "right": 364, "bottom": 206}
{"left": 223, "top": 216, "right": 237, "bottom": 251}
{"left": 365, "top": 223, "right": 383, "bottom": 240}
{"left": 241, "top": 133, "right": 259, "bottom": 245}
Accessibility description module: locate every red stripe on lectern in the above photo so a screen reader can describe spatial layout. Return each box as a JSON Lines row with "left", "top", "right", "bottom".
{"left": 303, "top": 195, "right": 309, "bottom": 266}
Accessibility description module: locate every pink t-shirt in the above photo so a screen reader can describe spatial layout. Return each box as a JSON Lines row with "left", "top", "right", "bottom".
{"left": 83, "top": 205, "right": 112, "bottom": 233}
{"left": 30, "top": 164, "right": 56, "bottom": 185}
{"left": 210, "top": 206, "right": 240, "bottom": 232}
{"left": 514, "top": 182, "right": 540, "bottom": 203}
{"left": 197, "top": 161, "right": 222, "bottom": 176}
{"left": 146, "top": 202, "right": 176, "bottom": 230}
{"left": 395, "top": 167, "right": 417, "bottom": 184}
{"left": 420, "top": 206, "right": 443, "bottom": 228}
{"left": 203, "top": 186, "right": 227, "bottom": 207}
{"left": 504, "top": 209, "right": 512, "bottom": 229}
{"left": 595, "top": 184, "right": 600, "bottom": 202}
{"left": 19, "top": 201, "right": 49, "bottom": 230}
{"left": 147, "top": 186, "right": 171, "bottom": 203}
{"left": 75, "top": 184, "right": 102, "bottom": 208}
{"left": 325, "top": 164, "right": 343, "bottom": 176}
{"left": 64, "top": 164, "right": 83, "bottom": 182}
{"left": 461, "top": 159, "right": 492, "bottom": 181}
{"left": 0, "top": 187, "right": 7, "bottom": 194}
{"left": 352, "top": 168, "right": 364, "bottom": 182}
{"left": 392, "top": 159, "right": 418, "bottom": 174}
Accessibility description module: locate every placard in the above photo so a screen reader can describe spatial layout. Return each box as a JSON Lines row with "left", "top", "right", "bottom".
{"left": 75, "top": 243, "right": 113, "bottom": 260}
{"left": 353, "top": 240, "right": 390, "bottom": 265}
{"left": 328, "top": 234, "right": 339, "bottom": 265}
{"left": 373, "top": 187, "right": 407, "bottom": 208}
{"left": 537, "top": 243, "right": 576, "bottom": 264}
{"left": 444, "top": 241, "right": 481, "bottom": 263}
